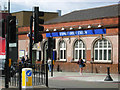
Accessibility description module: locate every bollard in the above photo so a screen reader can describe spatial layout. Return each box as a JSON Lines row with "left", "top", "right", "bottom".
{"left": 104, "top": 67, "right": 113, "bottom": 81}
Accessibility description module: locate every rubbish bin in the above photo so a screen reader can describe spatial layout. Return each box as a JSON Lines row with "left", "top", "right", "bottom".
{"left": 22, "top": 68, "right": 32, "bottom": 88}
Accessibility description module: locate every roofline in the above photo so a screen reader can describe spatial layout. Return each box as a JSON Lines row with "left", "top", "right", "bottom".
{"left": 74, "top": 3, "right": 119, "bottom": 13}
{"left": 56, "top": 4, "right": 119, "bottom": 19}
{"left": 44, "top": 16, "right": 119, "bottom": 25}
{"left": 45, "top": 4, "right": 119, "bottom": 25}
{"left": 11, "top": 10, "right": 58, "bottom": 14}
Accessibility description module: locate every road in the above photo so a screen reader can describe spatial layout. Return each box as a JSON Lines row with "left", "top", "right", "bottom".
{"left": 0, "top": 73, "right": 120, "bottom": 90}
{"left": 48, "top": 78, "right": 119, "bottom": 89}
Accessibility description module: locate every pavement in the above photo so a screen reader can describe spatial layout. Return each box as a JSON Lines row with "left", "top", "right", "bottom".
{"left": 48, "top": 71, "right": 120, "bottom": 83}
{"left": 0, "top": 71, "right": 120, "bottom": 90}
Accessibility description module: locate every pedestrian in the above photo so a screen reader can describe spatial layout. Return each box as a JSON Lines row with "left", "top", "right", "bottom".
{"left": 77, "top": 58, "right": 85, "bottom": 75}
{"left": 48, "top": 58, "right": 51, "bottom": 72}
{"left": 21, "top": 56, "right": 25, "bottom": 64}
{"left": 25, "top": 55, "right": 29, "bottom": 63}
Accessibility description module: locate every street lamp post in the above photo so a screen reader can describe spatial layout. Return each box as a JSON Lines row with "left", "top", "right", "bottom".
{"left": 8, "top": 0, "right": 10, "bottom": 14}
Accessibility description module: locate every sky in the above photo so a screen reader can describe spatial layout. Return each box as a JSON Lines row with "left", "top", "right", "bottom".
{"left": 0, "top": 0, "right": 120, "bottom": 15}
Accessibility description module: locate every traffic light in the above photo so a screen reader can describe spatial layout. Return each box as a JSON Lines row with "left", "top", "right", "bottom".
{"left": 0, "top": 19, "right": 5, "bottom": 38}
{"left": 34, "top": 7, "right": 44, "bottom": 43}
{"left": 6, "top": 16, "right": 16, "bottom": 43}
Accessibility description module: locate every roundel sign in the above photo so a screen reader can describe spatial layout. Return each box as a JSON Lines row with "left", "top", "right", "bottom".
{"left": 26, "top": 70, "right": 32, "bottom": 77}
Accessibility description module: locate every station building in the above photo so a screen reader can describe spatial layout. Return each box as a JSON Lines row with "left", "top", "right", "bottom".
{"left": 18, "top": 4, "right": 120, "bottom": 74}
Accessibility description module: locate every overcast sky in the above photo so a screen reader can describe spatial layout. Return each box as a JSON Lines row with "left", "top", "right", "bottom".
{"left": 0, "top": 0, "right": 119, "bottom": 15}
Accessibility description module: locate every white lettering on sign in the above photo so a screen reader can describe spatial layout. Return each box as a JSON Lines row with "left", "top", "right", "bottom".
{"left": 78, "top": 31, "right": 84, "bottom": 34}
{"left": 84, "top": 31, "right": 87, "bottom": 34}
{"left": 78, "top": 31, "right": 88, "bottom": 35}
{"left": 69, "top": 32, "right": 74, "bottom": 35}
{"left": 59, "top": 32, "right": 67, "bottom": 36}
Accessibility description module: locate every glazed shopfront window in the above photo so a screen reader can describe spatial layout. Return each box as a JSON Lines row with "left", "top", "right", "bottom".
{"left": 59, "top": 40, "right": 66, "bottom": 61}
{"left": 94, "top": 39, "right": 112, "bottom": 62}
{"left": 74, "top": 40, "right": 85, "bottom": 61}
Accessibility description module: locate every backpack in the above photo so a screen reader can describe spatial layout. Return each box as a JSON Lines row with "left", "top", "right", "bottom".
{"left": 77, "top": 59, "right": 84, "bottom": 65}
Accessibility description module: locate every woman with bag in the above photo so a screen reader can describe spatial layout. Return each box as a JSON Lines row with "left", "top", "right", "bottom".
{"left": 77, "top": 58, "right": 85, "bottom": 75}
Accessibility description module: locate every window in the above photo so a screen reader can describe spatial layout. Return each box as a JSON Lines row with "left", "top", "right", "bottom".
{"left": 94, "top": 39, "right": 112, "bottom": 62}
{"left": 74, "top": 40, "right": 85, "bottom": 61}
{"left": 59, "top": 40, "right": 66, "bottom": 61}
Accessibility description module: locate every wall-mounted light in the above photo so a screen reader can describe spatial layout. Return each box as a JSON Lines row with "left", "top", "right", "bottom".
{"left": 46, "top": 29, "right": 49, "bottom": 31}
{"left": 98, "top": 24, "right": 102, "bottom": 28}
{"left": 61, "top": 27, "right": 65, "bottom": 30}
{"left": 88, "top": 25, "right": 91, "bottom": 28}
{"left": 70, "top": 27, "right": 73, "bottom": 30}
{"left": 54, "top": 28, "right": 57, "bottom": 31}
{"left": 78, "top": 26, "right": 82, "bottom": 29}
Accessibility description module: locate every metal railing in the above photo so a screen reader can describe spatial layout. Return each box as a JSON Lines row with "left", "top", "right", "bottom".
{"left": 9, "top": 62, "right": 48, "bottom": 89}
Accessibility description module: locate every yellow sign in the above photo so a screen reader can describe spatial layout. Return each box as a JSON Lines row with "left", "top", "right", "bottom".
{"left": 22, "top": 68, "right": 32, "bottom": 88}
{"left": 53, "top": 60, "right": 54, "bottom": 65}
{"left": 22, "top": 71, "right": 25, "bottom": 86}
{"left": 26, "top": 77, "right": 32, "bottom": 86}
{"left": 9, "top": 59, "right": 11, "bottom": 67}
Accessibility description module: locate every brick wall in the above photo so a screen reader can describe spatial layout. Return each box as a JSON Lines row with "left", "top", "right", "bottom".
{"left": 53, "top": 62, "right": 118, "bottom": 74}
{"left": 44, "top": 17, "right": 118, "bottom": 29}
{"left": 18, "top": 16, "right": 120, "bottom": 74}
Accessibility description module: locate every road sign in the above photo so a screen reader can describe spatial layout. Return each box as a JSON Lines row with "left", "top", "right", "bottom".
{"left": 26, "top": 70, "right": 32, "bottom": 77}
{"left": 9, "top": 43, "right": 17, "bottom": 47}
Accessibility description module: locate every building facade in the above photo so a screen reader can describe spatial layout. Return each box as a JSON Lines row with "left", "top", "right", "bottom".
{"left": 18, "top": 4, "right": 120, "bottom": 74}
{"left": 12, "top": 11, "right": 59, "bottom": 27}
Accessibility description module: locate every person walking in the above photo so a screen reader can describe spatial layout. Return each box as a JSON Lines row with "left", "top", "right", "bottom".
{"left": 25, "top": 55, "right": 30, "bottom": 63}
{"left": 21, "top": 56, "right": 25, "bottom": 64}
{"left": 48, "top": 58, "right": 52, "bottom": 72}
{"left": 77, "top": 58, "right": 85, "bottom": 75}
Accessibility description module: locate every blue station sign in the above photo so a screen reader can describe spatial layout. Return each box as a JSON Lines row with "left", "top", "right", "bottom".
{"left": 46, "top": 29, "right": 106, "bottom": 37}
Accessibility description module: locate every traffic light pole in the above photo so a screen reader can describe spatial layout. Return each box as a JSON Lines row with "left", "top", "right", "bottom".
{"left": 51, "top": 48, "right": 53, "bottom": 77}
{"left": 48, "top": 37, "right": 54, "bottom": 77}
{"left": 5, "top": 17, "right": 10, "bottom": 88}
{"left": 8, "top": 0, "right": 10, "bottom": 14}
{"left": 29, "top": 16, "right": 33, "bottom": 65}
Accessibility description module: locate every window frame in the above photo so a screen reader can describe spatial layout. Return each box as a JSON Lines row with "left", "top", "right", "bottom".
{"left": 59, "top": 40, "right": 66, "bottom": 61}
{"left": 94, "top": 39, "right": 112, "bottom": 63}
{"left": 74, "top": 40, "right": 86, "bottom": 61}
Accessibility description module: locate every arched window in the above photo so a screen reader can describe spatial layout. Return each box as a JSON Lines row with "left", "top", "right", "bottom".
{"left": 94, "top": 39, "right": 112, "bottom": 62}
{"left": 59, "top": 40, "right": 66, "bottom": 61}
{"left": 74, "top": 40, "right": 85, "bottom": 61}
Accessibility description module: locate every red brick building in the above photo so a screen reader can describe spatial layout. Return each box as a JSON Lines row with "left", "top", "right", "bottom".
{"left": 18, "top": 4, "right": 120, "bottom": 74}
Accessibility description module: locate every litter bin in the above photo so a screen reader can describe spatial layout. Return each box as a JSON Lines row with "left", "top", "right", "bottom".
{"left": 22, "top": 68, "right": 32, "bottom": 88}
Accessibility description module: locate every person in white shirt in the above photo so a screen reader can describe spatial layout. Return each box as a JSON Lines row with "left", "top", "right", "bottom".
{"left": 48, "top": 58, "right": 51, "bottom": 72}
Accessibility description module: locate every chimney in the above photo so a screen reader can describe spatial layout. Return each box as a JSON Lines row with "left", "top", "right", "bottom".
{"left": 57, "top": 10, "right": 61, "bottom": 16}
